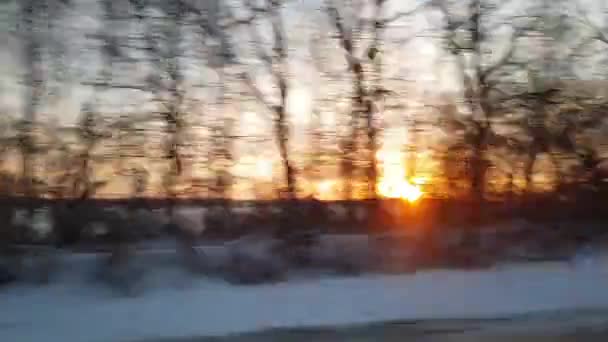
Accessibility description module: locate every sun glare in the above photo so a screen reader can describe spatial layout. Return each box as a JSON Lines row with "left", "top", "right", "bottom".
{"left": 376, "top": 148, "right": 424, "bottom": 202}
{"left": 378, "top": 178, "right": 423, "bottom": 202}
{"left": 410, "top": 176, "right": 428, "bottom": 185}
{"left": 401, "top": 182, "right": 423, "bottom": 202}
{"left": 315, "top": 179, "right": 336, "bottom": 200}
{"left": 255, "top": 159, "right": 273, "bottom": 179}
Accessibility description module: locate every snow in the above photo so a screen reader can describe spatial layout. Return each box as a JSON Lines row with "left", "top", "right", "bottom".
{"left": 31, "top": 208, "right": 54, "bottom": 240}
{"left": 11, "top": 208, "right": 29, "bottom": 227}
{"left": 10, "top": 207, "right": 54, "bottom": 241}
{"left": 2, "top": 249, "right": 608, "bottom": 342}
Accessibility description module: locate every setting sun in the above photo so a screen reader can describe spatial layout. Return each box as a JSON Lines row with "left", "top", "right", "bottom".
{"left": 376, "top": 148, "right": 424, "bottom": 202}
{"left": 377, "top": 178, "right": 423, "bottom": 202}
{"left": 255, "top": 159, "right": 274, "bottom": 179}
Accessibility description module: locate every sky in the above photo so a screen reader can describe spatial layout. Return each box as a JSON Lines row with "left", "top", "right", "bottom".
{"left": 1, "top": 0, "right": 606, "bottom": 111}
{"left": 0, "top": 0, "right": 449, "bottom": 124}
{"left": 1, "top": 0, "right": 604, "bottom": 123}
{"left": 0, "top": 0, "right": 449, "bottom": 174}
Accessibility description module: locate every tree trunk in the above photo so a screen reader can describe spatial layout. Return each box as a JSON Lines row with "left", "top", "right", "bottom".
{"left": 275, "top": 107, "right": 296, "bottom": 199}
{"left": 21, "top": 0, "right": 43, "bottom": 214}
{"left": 365, "top": 99, "right": 379, "bottom": 199}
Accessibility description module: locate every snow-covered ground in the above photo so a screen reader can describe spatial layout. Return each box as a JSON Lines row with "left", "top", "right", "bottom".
{"left": 2, "top": 246, "right": 608, "bottom": 342}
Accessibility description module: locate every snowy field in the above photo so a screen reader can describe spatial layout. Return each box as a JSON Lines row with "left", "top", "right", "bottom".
{"left": 2, "top": 246, "right": 608, "bottom": 342}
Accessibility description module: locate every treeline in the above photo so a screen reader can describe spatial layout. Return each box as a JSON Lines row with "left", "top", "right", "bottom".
{"left": 0, "top": 0, "right": 606, "bottom": 214}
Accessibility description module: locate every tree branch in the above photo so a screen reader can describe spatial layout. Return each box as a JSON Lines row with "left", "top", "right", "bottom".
{"left": 430, "top": 0, "right": 469, "bottom": 32}
{"left": 80, "top": 81, "right": 147, "bottom": 90}
{"left": 241, "top": 72, "right": 274, "bottom": 116}
{"left": 241, "top": 1, "right": 279, "bottom": 82}
{"left": 269, "top": 0, "right": 289, "bottom": 108}
{"left": 565, "top": 34, "right": 599, "bottom": 58}
{"left": 309, "top": 33, "right": 344, "bottom": 80}
{"left": 361, "top": 1, "right": 429, "bottom": 26}
{"left": 326, "top": 2, "right": 355, "bottom": 55}
{"left": 574, "top": 2, "right": 608, "bottom": 44}
{"left": 479, "top": 30, "right": 521, "bottom": 83}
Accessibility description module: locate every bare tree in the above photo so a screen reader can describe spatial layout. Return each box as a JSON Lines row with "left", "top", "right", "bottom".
{"left": 18, "top": 0, "right": 44, "bottom": 208}
{"left": 13, "top": 0, "right": 73, "bottom": 207}
{"left": 304, "top": 33, "right": 341, "bottom": 198}
{"left": 138, "top": 1, "right": 188, "bottom": 215}
{"left": 67, "top": 0, "right": 121, "bottom": 200}
{"left": 76, "top": 0, "right": 153, "bottom": 203}
{"left": 324, "top": 0, "right": 423, "bottom": 200}
{"left": 431, "top": 0, "right": 538, "bottom": 212}
{"left": 207, "top": 118, "right": 236, "bottom": 200}
{"left": 138, "top": 0, "right": 235, "bottom": 203}
{"left": 566, "top": 1, "right": 608, "bottom": 188}
{"left": 237, "top": 0, "right": 297, "bottom": 200}
{"left": 325, "top": 0, "right": 371, "bottom": 200}
{"left": 499, "top": 0, "right": 607, "bottom": 197}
